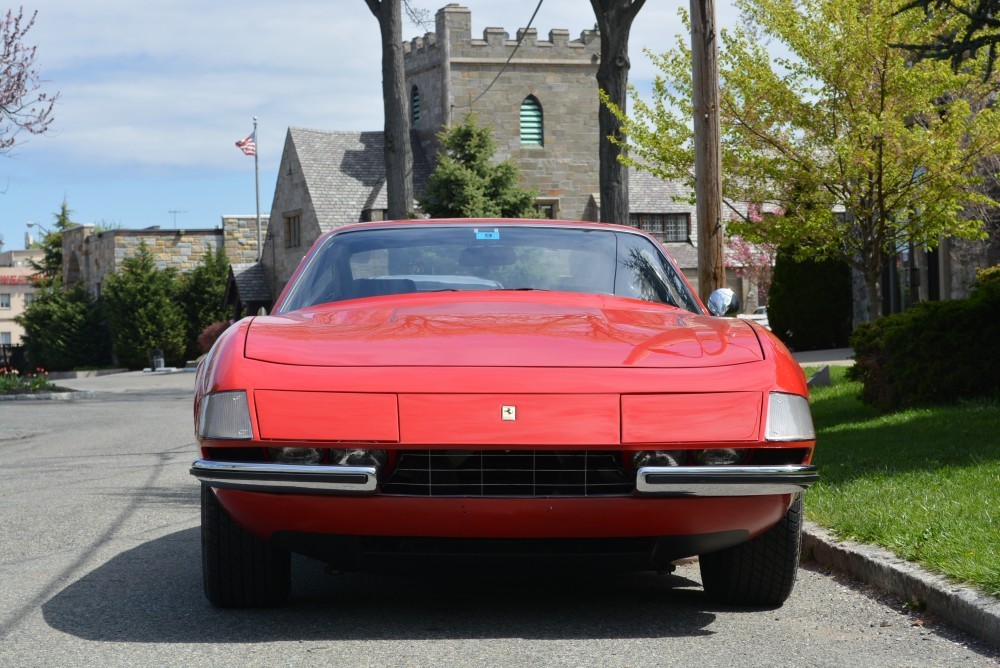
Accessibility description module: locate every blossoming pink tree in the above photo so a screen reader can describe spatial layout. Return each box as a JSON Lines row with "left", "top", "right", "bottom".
{"left": 1, "top": 8, "right": 58, "bottom": 155}
{"left": 726, "top": 204, "right": 779, "bottom": 310}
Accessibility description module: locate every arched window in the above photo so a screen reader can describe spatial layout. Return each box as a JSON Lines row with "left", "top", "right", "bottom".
{"left": 520, "top": 95, "right": 543, "bottom": 146}
{"left": 411, "top": 86, "right": 421, "bottom": 125}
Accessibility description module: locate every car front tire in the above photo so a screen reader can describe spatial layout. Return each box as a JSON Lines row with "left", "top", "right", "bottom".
{"left": 201, "top": 484, "right": 291, "bottom": 608}
{"left": 699, "top": 495, "right": 803, "bottom": 607}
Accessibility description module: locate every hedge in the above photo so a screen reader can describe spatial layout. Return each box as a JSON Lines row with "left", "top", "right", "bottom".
{"left": 767, "top": 248, "right": 853, "bottom": 351}
{"left": 848, "top": 265, "right": 1000, "bottom": 410}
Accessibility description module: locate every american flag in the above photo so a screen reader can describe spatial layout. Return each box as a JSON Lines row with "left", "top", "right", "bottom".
{"left": 235, "top": 131, "right": 256, "bottom": 157}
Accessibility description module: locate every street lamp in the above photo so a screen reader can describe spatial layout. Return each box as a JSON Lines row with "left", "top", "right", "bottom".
{"left": 26, "top": 221, "right": 51, "bottom": 235}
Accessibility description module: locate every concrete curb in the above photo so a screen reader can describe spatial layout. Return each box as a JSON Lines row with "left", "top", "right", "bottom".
{"left": 803, "top": 521, "right": 1000, "bottom": 649}
{"left": 46, "top": 369, "right": 128, "bottom": 381}
{"left": 0, "top": 390, "right": 96, "bottom": 402}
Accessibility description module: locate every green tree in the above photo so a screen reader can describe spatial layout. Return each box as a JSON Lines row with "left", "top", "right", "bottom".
{"left": 896, "top": 0, "right": 1000, "bottom": 77}
{"left": 418, "top": 113, "right": 537, "bottom": 218}
{"left": 16, "top": 283, "right": 110, "bottom": 371}
{"left": 29, "top": 199, "right": 76, "bottom": 283}
{"left": 605, "top": 0, "right": 1000, "bottom": 321}
{"left": 177, "top": 247, "right": 230, "bottom": 359}
{"left": 102, "top": 244, "right": 186, "bottom": 369}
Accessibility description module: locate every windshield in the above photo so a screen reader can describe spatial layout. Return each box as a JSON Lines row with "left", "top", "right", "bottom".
{"left": 278, "top": 225, "right": 701, "bottom": 314}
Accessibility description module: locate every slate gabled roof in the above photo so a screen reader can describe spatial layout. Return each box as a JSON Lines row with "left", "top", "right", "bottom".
{"left": 288, "top": 128, "right": 432, "bottom": 233}
{"left": 628, "top": 169, "right": 695, "bottom": 213}
{"left": 229, "top": 262, "right": 271, "bottom": 303}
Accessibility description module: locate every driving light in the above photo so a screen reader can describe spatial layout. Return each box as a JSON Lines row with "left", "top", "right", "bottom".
{"left": 269, "top": 447, "right": 323, "bottom": 465}
{"left": 765, "top": 392, "right": 815, "bottom": 441}
{"left": 198, "top": 391, "right": 253, "bottom": 440}
{"left": 331, "top": 449, "right": 387, "bottom": 469}
{"left": 693, "top": 448, "right": 748, "bottom": 466}
{"left": 633, "top": 450, "right": 687, "bottom": 467}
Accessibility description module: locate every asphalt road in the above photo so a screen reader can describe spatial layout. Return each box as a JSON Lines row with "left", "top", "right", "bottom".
{"left": 0, "top": 372, "right": 996, "bottom": 667}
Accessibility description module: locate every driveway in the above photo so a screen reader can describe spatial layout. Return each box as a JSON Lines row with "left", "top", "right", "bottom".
{"left": 0, "top": 372, "right": 995, "bottom": 666}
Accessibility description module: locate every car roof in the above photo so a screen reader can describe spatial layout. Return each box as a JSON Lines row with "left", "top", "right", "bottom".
{"left": 320, "top": 218, "right": 646, "bottom": 238}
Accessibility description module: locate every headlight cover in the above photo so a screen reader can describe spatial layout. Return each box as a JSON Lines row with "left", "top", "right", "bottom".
{"left": 765, "top": 392, "right": 815, "bottom": 441}
{"left": 198, "top": 391, "right": 253, "bottom": 440}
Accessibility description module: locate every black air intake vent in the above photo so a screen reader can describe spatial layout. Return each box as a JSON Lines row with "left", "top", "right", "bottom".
{"left": 381, "top": 450, "right": 633, "bottom": 497}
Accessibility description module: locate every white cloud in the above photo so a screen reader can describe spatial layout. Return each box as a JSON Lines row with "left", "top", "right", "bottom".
{"left": 0, "top": 0, "right": 741, "bottom": 246}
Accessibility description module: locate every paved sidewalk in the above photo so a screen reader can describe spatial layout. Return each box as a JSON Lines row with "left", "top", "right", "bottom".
{"left": 55, "top": 368, "right": 196, "bottom": 394}
{"left": 793, "top": 348, "right": 855, "bottom": 366}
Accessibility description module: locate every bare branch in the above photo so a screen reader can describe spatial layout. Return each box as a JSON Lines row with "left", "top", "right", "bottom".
{"left": 1, "top": 8, "right": 59, "bottom": 155}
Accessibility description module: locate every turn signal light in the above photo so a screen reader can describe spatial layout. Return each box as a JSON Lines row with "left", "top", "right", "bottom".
{"left": 766, "top": 392, "right": 816, "bottom": 441}
{"left": 198, "top": 391, "right": 253, "bottom": 440}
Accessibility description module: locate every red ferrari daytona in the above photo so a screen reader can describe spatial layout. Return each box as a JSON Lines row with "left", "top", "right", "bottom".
{"left": 191, "top": 219, "right": 817, "bottom": 608}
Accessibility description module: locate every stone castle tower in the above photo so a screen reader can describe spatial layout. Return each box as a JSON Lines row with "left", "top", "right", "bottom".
{"left": 403, "top": 4, "right": 602, "bottom": 221}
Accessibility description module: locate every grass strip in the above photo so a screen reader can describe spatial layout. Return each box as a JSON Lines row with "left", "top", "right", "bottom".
{"left": 805, "top": 366, "right": 1000, "bottom": 597}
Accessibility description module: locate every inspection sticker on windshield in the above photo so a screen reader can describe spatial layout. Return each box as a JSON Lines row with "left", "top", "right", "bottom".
{"left": 475, "top": 228, "right": 500, "bottom": 241}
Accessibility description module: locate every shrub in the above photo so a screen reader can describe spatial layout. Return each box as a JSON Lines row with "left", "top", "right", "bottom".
{"left": 849, "top": 264, "right": 1000, "bottom": 410}
{"left": 417, "top": 113, "right": 537, "bottom": 218}
{"left": 102, "top": 244, "right": 187, "bottom": 369}
{"left": 198, "top": 321, "right": 231, "bottom": 354}
{"left": 16, "top": 282, "right": 111, "bottom": 371}
{"left": 767, "top": 248, "right": 853, "bottom": 351}
{"left": 177, "top": 248, "right": 230, "bottom": 360}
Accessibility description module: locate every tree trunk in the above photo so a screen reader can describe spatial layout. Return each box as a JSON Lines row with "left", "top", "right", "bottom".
{"left": 864, "top": 266, "right": 883, "bottom": 323}
{"left": 366, "top": 0, "right": 414, "bottom": 220}
{"left": 591, "top": 0, "right": 646, "bottom": 225}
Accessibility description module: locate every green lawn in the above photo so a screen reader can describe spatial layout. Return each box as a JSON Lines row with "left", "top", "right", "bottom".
{"left": 805, "top": 366, "right": 1000, "bottom": 597}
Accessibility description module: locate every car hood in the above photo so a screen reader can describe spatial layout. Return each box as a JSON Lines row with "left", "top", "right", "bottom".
{"left": 246, "top": 293, "right": 764, "bottom": 368}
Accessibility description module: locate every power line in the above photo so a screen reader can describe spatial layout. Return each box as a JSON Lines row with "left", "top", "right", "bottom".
{"left": 469, "top": 0, "right": 545, "bottom": 107}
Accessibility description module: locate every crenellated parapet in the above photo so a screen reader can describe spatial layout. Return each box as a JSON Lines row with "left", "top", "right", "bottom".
{"left": 403, "top": 4, "right": 601, "bottom": 73}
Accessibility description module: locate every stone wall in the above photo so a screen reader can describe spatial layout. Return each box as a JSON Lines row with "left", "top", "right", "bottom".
{"left": 404, "top": 4, "right": 602, "bottom": 221}
{"left": 222, "top": 215, "right": 263, "bottom": 265}
{"left": 63, "top": 216, "right": 261, "bottom": 296}
{"left": 265, "top": 134, "right": 315, "bottom": 294}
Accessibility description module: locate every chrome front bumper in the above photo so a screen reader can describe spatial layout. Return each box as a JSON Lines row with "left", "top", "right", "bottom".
{"left": 191, "top": 460, "right": 378, "bottom": 495}
{"left": 635, "top": 465, "right": 818, "bottom": 496}
{"left": 193, "top": 459, "right": 817, "bottom": 498}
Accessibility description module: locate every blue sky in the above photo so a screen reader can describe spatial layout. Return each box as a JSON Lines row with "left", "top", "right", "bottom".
{"left": 0, "top": 0, "right": 738, "bottom": 251}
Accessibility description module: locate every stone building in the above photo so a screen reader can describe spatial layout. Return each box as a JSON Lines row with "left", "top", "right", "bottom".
{"left": 0, "top": 249, "right": 44, "bottom": 346}
{"left": 251, "top": 4, "right": 719, "bottom": 305}
{"left": 62, "top": 215, "right": 262, "bottom": 297}
{"left": 406, "top": 4, "right": 602, "bottom": 222}
{"left": 261, "top": 129, "right": 432, "bottom": 297}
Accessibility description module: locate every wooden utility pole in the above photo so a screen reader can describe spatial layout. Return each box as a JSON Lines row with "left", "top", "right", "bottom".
{"left": 691, "top": 0, "right": 726, "bottom": 303}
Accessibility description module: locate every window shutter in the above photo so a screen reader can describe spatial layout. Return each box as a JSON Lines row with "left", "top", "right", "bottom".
{"left": 411, "top": 87, "right": 421, "bottom": 125}
{"left": 520, "top": 96, "right": 543, "bottom": 146}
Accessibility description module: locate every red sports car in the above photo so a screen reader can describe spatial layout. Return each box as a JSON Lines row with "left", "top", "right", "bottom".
{"left": 192, "top": 219, "right": 817, "bottom": 608}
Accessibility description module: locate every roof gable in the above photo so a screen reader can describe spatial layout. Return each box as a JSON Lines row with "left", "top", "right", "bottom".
{"left": 287, "top": 128, "right": 431, "bottom": 233}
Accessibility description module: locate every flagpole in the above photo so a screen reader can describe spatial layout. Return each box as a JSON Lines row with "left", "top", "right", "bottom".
{"left": 253, "top": 116, "right": 262, "bottom": 261}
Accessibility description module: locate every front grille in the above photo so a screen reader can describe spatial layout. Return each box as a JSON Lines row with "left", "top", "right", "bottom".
{"left": 380, "top": 450, "right": 633, "bottom": 497}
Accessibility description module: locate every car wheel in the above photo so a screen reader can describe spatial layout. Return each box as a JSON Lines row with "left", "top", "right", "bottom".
{"left": 201, "top": 484, "right": 291, "bottom": 608}
{"left": 699, "top": 495, "right": 803, "bottom": 607}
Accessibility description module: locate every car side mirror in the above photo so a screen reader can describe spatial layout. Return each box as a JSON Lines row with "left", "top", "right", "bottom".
{"left": 707, "top": 288, "right": 740, "bottom": 317}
